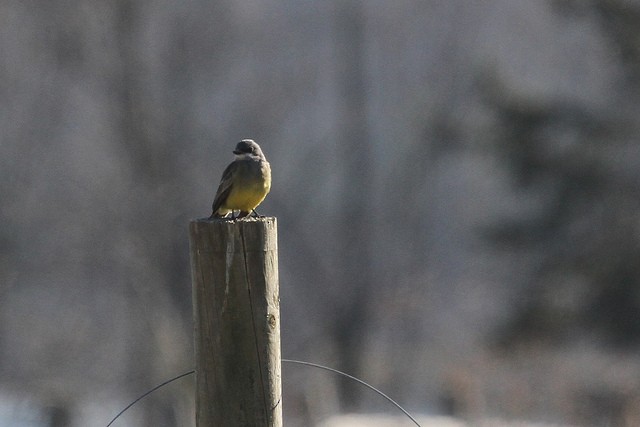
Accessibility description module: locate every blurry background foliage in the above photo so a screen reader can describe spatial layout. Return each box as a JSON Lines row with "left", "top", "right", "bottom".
{"left": 1, "top": 0, "right": 640, "bottom": 426}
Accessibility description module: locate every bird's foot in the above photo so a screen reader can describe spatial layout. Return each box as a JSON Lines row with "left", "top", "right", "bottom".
{"left": 237, "top": 211, "right": 251, "bottom": 219}
{"left": 208, "top": 212, "right": 234, "bottom": 221}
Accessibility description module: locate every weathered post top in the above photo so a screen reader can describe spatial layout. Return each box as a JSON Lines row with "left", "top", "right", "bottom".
{"left": 189, "top": 217, "right": 282, "bottom": 427}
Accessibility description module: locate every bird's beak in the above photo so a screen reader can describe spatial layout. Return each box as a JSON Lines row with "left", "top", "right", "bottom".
{"left": 233, "top": 150, "right": 242, "bottom": 155}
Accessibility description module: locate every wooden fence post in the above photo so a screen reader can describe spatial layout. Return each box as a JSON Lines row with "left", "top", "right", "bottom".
{"left": 189, "top": 217, "right": 282, "bottom": 427}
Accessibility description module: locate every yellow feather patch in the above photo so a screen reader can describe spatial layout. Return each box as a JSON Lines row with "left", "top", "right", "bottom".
{"left": 222, "top": 185, "right": 269, "bottom": 211}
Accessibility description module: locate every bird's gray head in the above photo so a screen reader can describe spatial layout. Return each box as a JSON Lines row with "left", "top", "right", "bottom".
{"left": 233, "top": 139, "right": 265, "bottom": 160}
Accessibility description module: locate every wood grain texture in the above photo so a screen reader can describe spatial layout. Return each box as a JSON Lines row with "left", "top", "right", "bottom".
{"left": 189, "top": 217, "right": 281, "bottom": 427}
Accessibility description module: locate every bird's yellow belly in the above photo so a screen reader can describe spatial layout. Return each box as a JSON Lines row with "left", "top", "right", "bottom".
{"left": 223, "top": 186, "right": 268, "bottom": 211}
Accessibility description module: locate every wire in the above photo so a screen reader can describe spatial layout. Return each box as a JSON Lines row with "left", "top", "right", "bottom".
{"left": 105, "top": 370, "right": 195, "bottom": 427}
{"left": 105, "top": 360, "right": 422, "bottom": 427}
{"left": 282, "top": 359, "right": 422, "bottom": 427}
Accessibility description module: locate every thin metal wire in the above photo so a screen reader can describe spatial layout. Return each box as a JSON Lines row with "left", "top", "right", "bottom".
{"left": 105, "top": 359, "right": 422, "bottom": 427}
{"left": 282, "top": 358, "right": 422, "bottom": 427}
{"left": 105, "top": 370, "right": 195, "bottom": 427}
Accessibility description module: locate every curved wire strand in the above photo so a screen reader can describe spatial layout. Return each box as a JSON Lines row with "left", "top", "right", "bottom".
{"left": 105, "top": 370, "right": 195, "bottom": 427}
{"left": 105, "top": 360, "right": 422, "bottom": 427}
{"left": 282, "top": 359, "right": 421, "bottom": 427}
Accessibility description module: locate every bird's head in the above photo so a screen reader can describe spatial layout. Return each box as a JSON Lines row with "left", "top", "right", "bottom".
{"left": 233, "top": 139, "right": 265, "bottom": 159}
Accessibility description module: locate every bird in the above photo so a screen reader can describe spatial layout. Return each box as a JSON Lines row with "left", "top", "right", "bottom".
{"left": 209, "top": 139, "right": 271, "bottom": 220}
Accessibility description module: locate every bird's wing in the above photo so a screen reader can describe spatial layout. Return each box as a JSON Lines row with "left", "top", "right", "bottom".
{"left": 211, "top": 161, "right": 236, "bottom": 214}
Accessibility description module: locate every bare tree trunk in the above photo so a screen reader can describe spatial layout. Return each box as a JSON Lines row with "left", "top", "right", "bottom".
{"left": 333, "top": 0, "right": 372, "bottom": 409}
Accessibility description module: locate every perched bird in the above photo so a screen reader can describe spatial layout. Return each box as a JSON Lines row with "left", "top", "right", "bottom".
{"left": 209, "top": 139, "right": 271, "bottom": 220}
